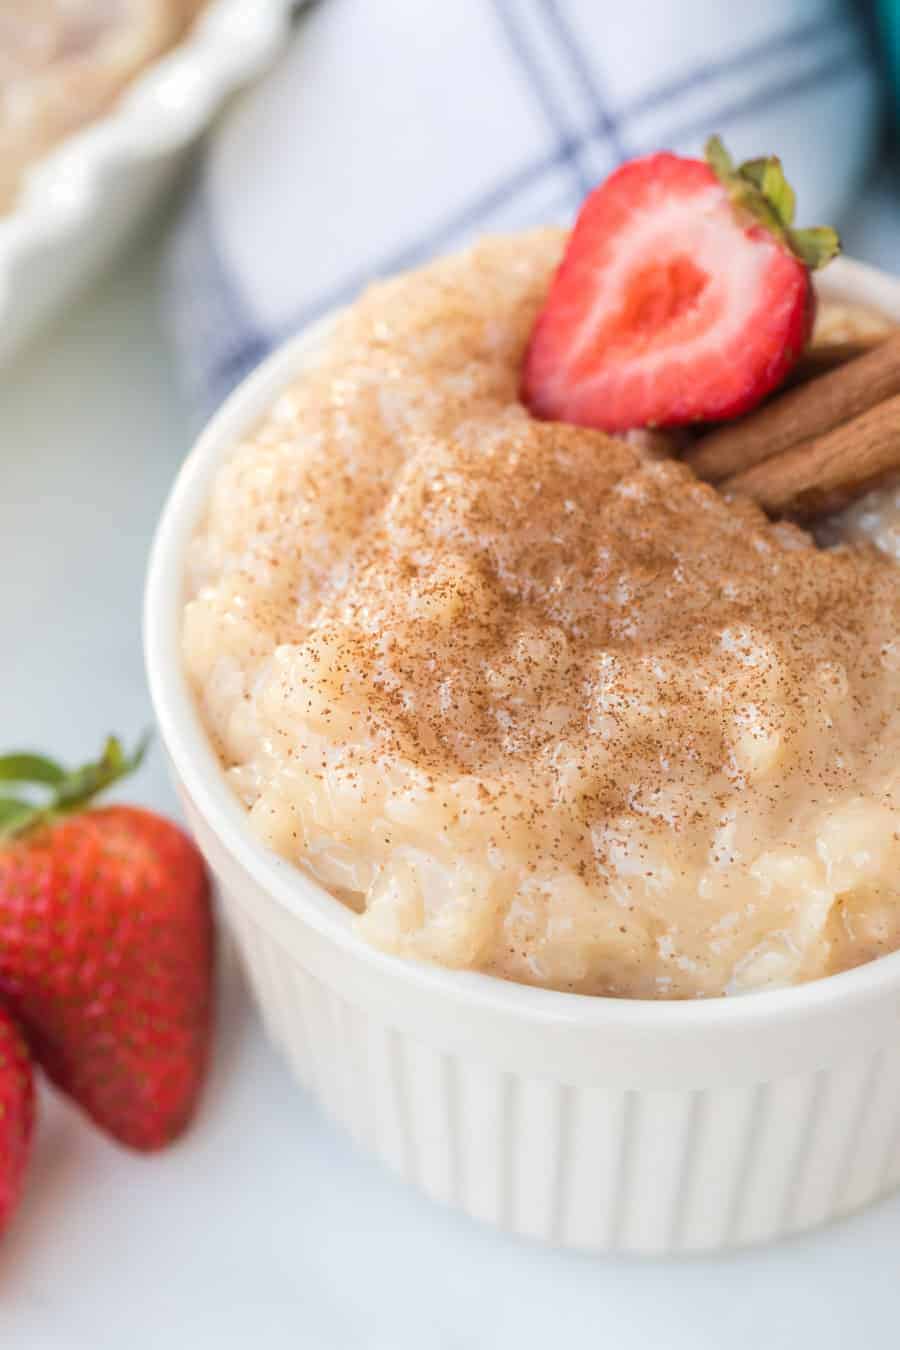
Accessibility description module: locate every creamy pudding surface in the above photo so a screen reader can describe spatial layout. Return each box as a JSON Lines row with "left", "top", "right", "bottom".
{"left": 184, "top": 230, "right": 900, "bottom": 998}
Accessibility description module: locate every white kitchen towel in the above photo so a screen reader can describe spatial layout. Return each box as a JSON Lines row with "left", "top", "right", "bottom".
{"left": 165, "top": 0, "right": 882, "bottom": 422}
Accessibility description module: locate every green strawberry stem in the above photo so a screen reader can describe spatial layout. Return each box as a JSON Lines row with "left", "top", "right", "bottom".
{"left": 0, "top": 734, "right": 149, "bottom": 838}
{"left": 705, "top": 134, "right": 840, "bottom": 270}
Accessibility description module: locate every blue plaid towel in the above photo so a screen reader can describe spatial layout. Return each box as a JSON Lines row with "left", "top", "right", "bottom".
{"left": 165, "top": 0, "right": 882, "bottom": 423}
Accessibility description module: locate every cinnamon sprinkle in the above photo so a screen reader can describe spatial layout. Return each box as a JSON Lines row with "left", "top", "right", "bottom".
{"left": 184, "top": 230, "right": 900, "bottom": 999}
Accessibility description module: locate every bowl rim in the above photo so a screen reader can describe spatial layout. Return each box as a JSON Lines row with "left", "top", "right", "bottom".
{"left": 144, "top": 251, "right": 900, "bottom": 1033}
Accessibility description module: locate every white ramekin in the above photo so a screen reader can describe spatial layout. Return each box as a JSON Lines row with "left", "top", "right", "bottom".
{"left": 145, "top": 255, "right": 900, "bottom": 1256}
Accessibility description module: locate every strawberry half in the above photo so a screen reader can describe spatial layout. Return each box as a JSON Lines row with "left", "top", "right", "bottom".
{"left": 0, "top": 737, "right": 214, "bottom": 1152}
{"left": 0, "top": 1006, "right": 35, "bottom": 1237}
{"left": 522, "top": 136, "right": 840, "bottom": 432}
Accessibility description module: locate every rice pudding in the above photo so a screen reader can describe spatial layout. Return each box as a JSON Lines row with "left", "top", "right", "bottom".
{"left": 183, "top": 230, "right": 900, "bottom": 998}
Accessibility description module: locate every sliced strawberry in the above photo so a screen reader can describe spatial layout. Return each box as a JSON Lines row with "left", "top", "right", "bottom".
{"left": 522, "top": 137, "right": 839, "bottom": 432}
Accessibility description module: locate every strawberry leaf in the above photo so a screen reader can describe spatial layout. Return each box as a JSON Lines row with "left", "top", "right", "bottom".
{"left": 736, "top": 156, "right": 767, "bottom": 190}
{"left": 788, "top": 225, "right": 841, "bottom": 271}
{"left": 0, "top": 753, "right": 66, "bottom": 786}
{"left": 735, "top": 157, "right": 795, "bottom": 225}
{"left": 0, "top": 798, "right": 40, "bottom": 834}
{"left": 54, "top": 734, "right": 150, "bottom": 812}
{"left": 704, "top": 135, "right": 734, "bottom": 180}
{"left": 759, "top": 159, "right": 795, "bottom": 227}
{"left": 705, "top": 133, "right": 838, "bottom": 270}
{"left": 0, "top": 734, "right": 150, "bottom": 836}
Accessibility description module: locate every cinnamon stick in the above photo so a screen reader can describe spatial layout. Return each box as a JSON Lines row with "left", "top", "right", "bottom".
{"left": 686, "top": 330, "right": 900, "bottom": 483}
{"left": 722, "top": 391, "right": 900, "bottom": 520}
{"left": 785, "top": 335, "right": 886, "bottom": 386}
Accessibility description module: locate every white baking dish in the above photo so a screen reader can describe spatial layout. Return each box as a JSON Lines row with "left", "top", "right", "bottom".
{"left": 0, "top": 0, "right": 292, "bottom": 365}
{"left": 144, "top": 255, "right": 900, "bottom": 1255}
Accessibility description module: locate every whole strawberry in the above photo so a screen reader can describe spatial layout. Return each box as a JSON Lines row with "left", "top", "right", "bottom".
{"left": 0, "top": 1006, "right": 35, "bottom": 1236}
{"left": 0, "top": 737, "right": 213, "bottom": 1151}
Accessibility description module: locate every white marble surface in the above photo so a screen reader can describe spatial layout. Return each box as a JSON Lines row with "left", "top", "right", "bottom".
{"left": 4, "top": 209, "right": 900, "bottom": 1348}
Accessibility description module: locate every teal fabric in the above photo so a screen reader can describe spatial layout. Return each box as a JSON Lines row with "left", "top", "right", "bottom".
{"left": 880, "top": 0, "right": 900, "bottom": 112}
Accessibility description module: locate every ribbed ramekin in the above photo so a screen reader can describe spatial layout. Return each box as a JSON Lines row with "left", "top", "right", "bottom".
{"left": 145, "top": 256, "right": 900, "bottom": 1255}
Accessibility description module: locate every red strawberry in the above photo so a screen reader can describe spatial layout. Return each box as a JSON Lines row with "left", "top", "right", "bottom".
{"left": 0, "top": 1006, "right": 35, "bottom": 1237}
{"left": 0, "top": 737, "right": 213, "bottom": 1152}
{"left": 522, "top": 135, "right": 840, "bottom": 432}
